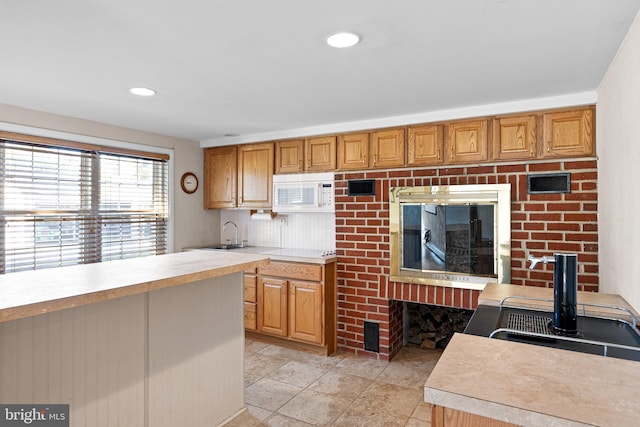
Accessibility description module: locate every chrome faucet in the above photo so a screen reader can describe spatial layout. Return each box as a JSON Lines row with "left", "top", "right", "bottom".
{"left": 527, "top": 254, "right": 555, "bottom": 269}
{"left": 223, "top": 221, "right": 239, "bottom": 245}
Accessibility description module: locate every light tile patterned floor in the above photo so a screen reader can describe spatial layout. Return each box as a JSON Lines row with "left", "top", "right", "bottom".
{"left": 226, "top": 339, "right": 441, "bottom": 427}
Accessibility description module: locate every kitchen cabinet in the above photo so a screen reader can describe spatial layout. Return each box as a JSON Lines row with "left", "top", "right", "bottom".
{"left": 244, "top": 268, "right": 257, "bottom": 331}
{"left": 492, "top": 114, "right": 537, "bottom": 160}
{"left": 432, "top": 406, "right": 516, "bottom": 427}
{"left": 275, "top": 139, "right": 304, "bottom": 173}
{"left": 338, "top": 128, "right": 405, "bottom": 170}
{"left": 257, "top": 276, "right": 288, "bottom": 337}
{"left": 289, "top": 280, "right": 323, "bottom": 344}
{"left": 204, "top": 142, "right": 273, "bottom": 209}
{"left": 446, "top": 119, "right": 489, "bottom": 163}
{"left": 237, "top": 142, "right": 274, "bottom": 208}
{"left": 542, "top": 107, "right": 594, "bottom": 157}
{"left": 305, "top": 136, "right": 336, "bottom": 171}
{"left": 407, "top": 124, "right": 444, "bottom": 166}
{"left": 338, "top": 132, "right": 369, "bottom": 170}
{"left": 370, "top": 128, "right": 405, "bottom": 168}
{"left": 253, "top": 260, "right": 337, "bottom": 354}
{"left": 275, "top": 136, "right": 336, "bottom": 173}
{"left": 204, "top": 146, "right": 237, "bottom": 209}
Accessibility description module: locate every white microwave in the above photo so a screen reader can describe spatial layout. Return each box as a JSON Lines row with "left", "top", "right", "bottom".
{"left": 273, "top": 172, "right": 335, "bottom": 213}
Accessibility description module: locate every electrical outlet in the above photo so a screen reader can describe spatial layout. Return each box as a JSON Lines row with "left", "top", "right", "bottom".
{"left": 279, "top": 216, "right": 288, "bottom": 226}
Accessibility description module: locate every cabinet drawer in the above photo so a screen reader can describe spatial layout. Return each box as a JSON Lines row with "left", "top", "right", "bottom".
{"left": 244, "top": 274, "right": 257, "bottom": 303}
{"left": 259, "top": 261, "right": 322, "bottom": 282}
{"left": 244, "top": 302, "right": 257, "bottom": 330}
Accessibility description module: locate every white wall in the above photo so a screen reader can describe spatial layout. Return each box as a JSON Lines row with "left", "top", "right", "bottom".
{"left": 597, "top": 11, "right": 640, "bottom": 311}
{"left": 220, "top": 210, "right": 336, "bottom": 250}
{"left": 0, "top": 103, "right": 220, "bottom": 252}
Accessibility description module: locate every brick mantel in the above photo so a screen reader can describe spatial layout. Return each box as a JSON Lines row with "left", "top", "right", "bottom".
{"left": 334, "top": 160, "right": 599, "bottom": 360}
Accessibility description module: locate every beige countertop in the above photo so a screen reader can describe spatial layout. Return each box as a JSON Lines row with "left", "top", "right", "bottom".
{"left": 188, "top": 245, "right": 338, "bottom": 264}
{"left": 0, "top": 250, "right": 269, "bottom": 323}
{"left": 479, "top": 283, "right": 639, "bottom": 321}
{"left": 424, "top": 284, "right": 640, "bottom": 427}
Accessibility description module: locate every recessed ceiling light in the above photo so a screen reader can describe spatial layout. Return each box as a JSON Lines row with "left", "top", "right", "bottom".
{"left": 130, "top": 87, "right": 156, "bottom": 97}
{"left": 224, "top": 133, "right": 240, "bottom": 137}
{"left": 327, "top": 32, "right": 361, "bottom": 48}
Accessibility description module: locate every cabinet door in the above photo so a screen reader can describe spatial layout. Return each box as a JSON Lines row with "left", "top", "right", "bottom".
{"left": 446, "top": 119, "right": 489, "bottom": 163}
{"left": 407, "top": 124, "right": 444, "bottom": 166}
{"left": 338, "top": 133, "right": 369, "bottom": 170}
{"left": 257, "top": 277, "right": 288, "bottom": 337}
{"left": 543, "top": 108, "right": 593, "bottom": 157}
{"left": 237, "top": 142, "right": 274, "bottom": 208}
{"left": 305, "top": 136, "right": 336, "bottom": 171}
{"left": 275, "top": 139, "right": 304, "bottom": 174}
{"left": 493, "top": 115, "right": 537, "bottom": 160}
{"left": 371, "top": 128, "right": 405, "bottom": 168}
{"left": 204, "top": 146, "right": 237, "bottom": 209}
{"left": 244, "top": 302, "right": 257, "bottom": 331}
{"left": 289, "top": 281, "right": 323, "bottom": 344}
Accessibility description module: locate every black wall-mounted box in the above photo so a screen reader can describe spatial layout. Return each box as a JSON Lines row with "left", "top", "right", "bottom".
{"left": 527, "top": 173, "right": 571, "bottom": 194}
{"left": 347, "top": 179, "right": 376, "bottom": 196}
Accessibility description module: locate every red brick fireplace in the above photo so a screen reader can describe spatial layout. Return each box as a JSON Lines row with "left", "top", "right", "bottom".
{"left": 334, "top": 160, "right": 598, "bottom": 360}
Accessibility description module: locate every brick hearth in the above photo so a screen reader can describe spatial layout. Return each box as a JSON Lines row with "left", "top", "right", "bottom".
{"left": 334, "top": 160, "right": 598, "bottom": 360}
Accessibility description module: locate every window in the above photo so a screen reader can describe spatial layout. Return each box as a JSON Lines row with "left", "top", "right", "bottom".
{"left": 0, "top": 134, "right": 169, "bottom": 274}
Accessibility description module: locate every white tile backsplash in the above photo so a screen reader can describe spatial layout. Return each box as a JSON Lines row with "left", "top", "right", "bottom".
{"left": 219, "top": 210, "right": 336, "bottom": 250}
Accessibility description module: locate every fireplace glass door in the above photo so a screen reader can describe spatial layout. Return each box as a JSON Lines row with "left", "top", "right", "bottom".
{"left": 401, "top": 203, "right": 495, "bottom": 276}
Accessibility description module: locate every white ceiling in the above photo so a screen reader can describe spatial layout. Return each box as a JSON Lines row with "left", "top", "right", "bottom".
{"left": 1, "top": 0, "right": 639, "bottom": 146}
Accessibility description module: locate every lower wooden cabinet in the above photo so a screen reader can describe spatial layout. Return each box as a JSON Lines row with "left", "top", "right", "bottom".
{"left": 289, "top": 280, "right": 323, "bottom": 344}
{"left": 432, "top": 405, "right": 517, "bottom": 427}
{"left": 257, "top": 277, "right": 288, "bottom": 337}
{"left": 252, "top": 260, "right": 337, "bottom": 354}
{"left": 244, "top": 269, "right": 257, "bottom": 331}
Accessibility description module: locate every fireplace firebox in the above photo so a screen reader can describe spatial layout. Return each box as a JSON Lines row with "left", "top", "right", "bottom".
{"left": 390, "top": 184, "right": 511, "bottom": 290}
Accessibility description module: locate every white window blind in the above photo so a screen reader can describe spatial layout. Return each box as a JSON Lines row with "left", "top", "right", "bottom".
{"left": 0, "top": 138, "right": 169, "bottom": 274}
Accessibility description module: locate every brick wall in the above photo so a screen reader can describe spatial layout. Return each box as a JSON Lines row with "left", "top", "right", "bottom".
{"left": 335, "top": 159, "right": 598, "bottom": 360}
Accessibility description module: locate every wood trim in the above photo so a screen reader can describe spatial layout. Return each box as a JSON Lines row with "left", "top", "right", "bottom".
{"left": 0, "top": 131, "right": 170, "bottom": 160}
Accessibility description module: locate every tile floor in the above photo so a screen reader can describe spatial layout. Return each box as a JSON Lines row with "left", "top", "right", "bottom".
{"left": 226, "top": 339, "right": 442, "bottom": 427}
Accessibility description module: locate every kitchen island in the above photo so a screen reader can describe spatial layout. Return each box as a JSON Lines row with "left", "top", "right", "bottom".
{"left": 0, "top": 250, "right": 269, "bottom": 427}
{"left": 424, "top": 284, "right": 640, "bottom": 427}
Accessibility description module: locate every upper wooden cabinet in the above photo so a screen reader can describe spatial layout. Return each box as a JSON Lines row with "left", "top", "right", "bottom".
{"left": 305, "top": 136, "right": 336, "bottom": 171}
{"left": 204, "top": 142, "right": 273, "bottom": 209}
{"left": 204, "top": 146, "right": 237, "bottom": 209}
{"left": 275, "top": 139, "right": 304, "bottom": 174}
{"left": 338, "top": 128, "right": 405, "bottom": 170}
{"left": 237, "top": 142, "right": 274, "bottom": 208}
{"left": 543, "top": 108, "right": 594, "bottom": 157}
{"left": 493, "top": 115, "right": 537, "bottom": 160}
{"left": 338, "top": 132, "right": 369, "bottom": 170}
{"left": 370, "top": 128, "right": 405, "bottom": 168}
{"left": 407, "top": 124, "right": 444, "bottom": 166}
{"left": 446, "top": 119, "right": 489, "bottom": 164}
{"left": 275, "top": 136, "right": 336, "bottom": 173}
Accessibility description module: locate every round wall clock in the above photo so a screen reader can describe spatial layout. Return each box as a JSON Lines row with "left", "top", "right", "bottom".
{"left": 180, "top": 172, "right": 199, "bottom": 194}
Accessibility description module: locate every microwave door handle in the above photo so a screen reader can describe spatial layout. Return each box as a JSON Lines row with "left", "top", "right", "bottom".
{"left": 317, "top": 184, "right": 323, "bottom": 207}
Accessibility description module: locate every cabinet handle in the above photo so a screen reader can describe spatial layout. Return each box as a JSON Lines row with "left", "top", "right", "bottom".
{"left": 547, "top": 142, "right": 551, "bottom": 153}
{"left": 373, "top": 154, "right": 377, "bottom": 165}
{"left": 530, "top": 141, "right": 534, "bottom": 156}
{"left": 437, "top": 147, "right": 441, "bottom": 160}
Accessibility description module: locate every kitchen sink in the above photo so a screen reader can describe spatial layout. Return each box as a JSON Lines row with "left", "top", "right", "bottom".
{"left": 201, "top": 243, "right": 248, "bottom": 250}
{"left": 464, "top": 300, "right": 640, "bottom": 362}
